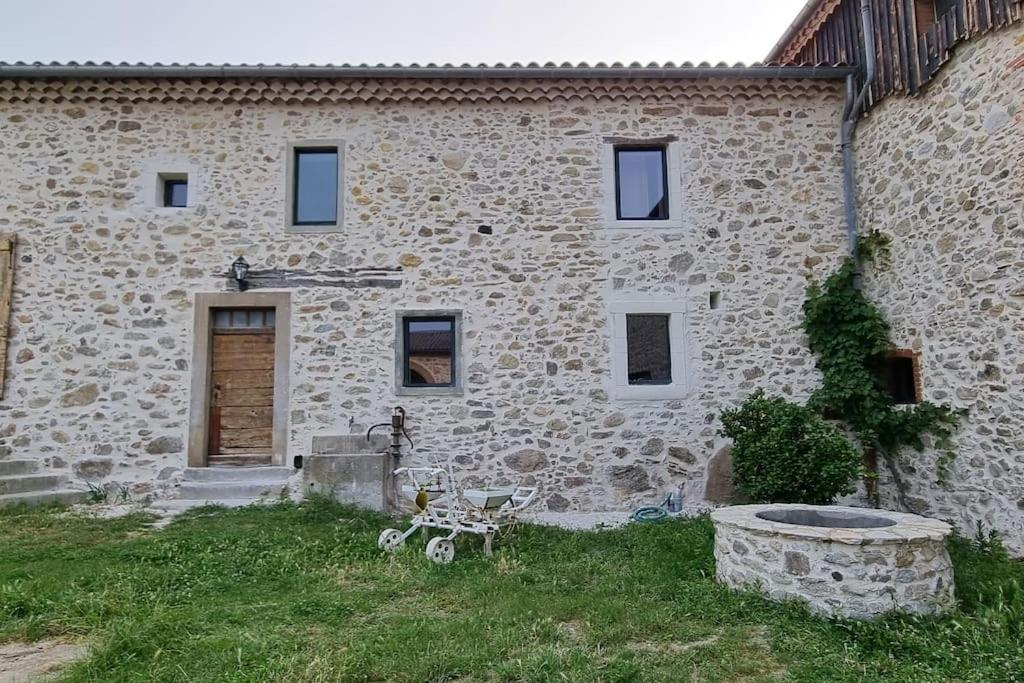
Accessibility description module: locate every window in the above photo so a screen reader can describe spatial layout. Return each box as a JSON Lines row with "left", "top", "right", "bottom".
{"left": 294, "top": 149, "right": 338, "bottom": 225}
{"left": 615, "top": 147, "right": 668, "bottom": 220}
{"left": 915, "top": 0, "right": 958, "bottom": 36}
{"left": 609, "top": 298, "right": 690, "bottom": 400}
{"left": 163, "top": 179, "right": 187, "bottom": 207}
{"left": 626, "top": 314, "right": 672, "bottom": 384}
{"left": 879, "top": 350, "right": 921, "bottom": 405}
{"left": 286, "top": 140, "right": 344, "bottom": 232}
{"left": 212, "top": 308, "right": 275, "bottom": 330}
{"left": 157, "top": 172, "right": 188, "bottom": 208}
{"left": 602, "top": 140, "right": 683, "bottom": 229}
{"left": 395, "top": 311, "right": 463, "bottom": 396}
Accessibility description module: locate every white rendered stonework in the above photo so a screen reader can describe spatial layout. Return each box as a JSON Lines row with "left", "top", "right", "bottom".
{"left": 711, "top": 504, "right": 955, "bottom": 619}
{"left": 0, "top": 77, "right": 848, "bottom": 512}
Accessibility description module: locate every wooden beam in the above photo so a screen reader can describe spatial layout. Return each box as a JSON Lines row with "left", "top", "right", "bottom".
{"left": 0, "top": 234, "right": 14, "bottom": 400}
{"left": 218, "top": 266, "right": 403, "bottom": 291}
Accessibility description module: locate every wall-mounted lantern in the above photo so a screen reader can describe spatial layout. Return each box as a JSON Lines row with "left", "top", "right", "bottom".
{"left": 231, "top": 256, "right": 250, "bottom": 291}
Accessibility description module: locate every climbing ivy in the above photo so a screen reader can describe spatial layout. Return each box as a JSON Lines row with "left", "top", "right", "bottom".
{"left": 801, "top": 232, "right": 964, "bottom": 501}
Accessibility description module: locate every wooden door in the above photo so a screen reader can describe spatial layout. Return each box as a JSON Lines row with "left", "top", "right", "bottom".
{"left": 208, "top": 308, "right": 276, "bottom": 466}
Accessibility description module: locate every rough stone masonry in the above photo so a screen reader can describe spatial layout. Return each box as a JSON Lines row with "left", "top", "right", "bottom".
{"left": 0, "top": 23, "right": 1021, "bottom": 555}
{"left": 0, "top": 76, "right": 848, "bottom": 512}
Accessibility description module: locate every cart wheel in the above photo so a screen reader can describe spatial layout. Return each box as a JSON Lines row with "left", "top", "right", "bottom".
{"left": 425, "top": 537, "right": 455, "bottom": 564}
{"left": 378, "top": 528, "right": 403, "bottom": 552}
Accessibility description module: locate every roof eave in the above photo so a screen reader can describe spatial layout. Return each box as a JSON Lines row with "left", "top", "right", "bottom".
{"left": 0, "top": 63, "right": 856, "bottom": 81}
{"left": 765, "top": 0, "right": 827, "bottom": 63}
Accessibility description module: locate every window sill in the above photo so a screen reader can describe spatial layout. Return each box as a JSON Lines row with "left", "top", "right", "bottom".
{"left": 606, "top": 217, "right": 684, "bottom": 230}
{"left": 395, "top": 385, "right": 464, "bottom": 397}
{"left": 612, "top": 384, "right": 688, "bottom": 401}
{"left": 286, "top": 223, "right": 343, "bottom": 234}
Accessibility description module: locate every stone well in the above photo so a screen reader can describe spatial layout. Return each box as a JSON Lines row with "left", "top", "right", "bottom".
{"left": 711, "top": 504, "right": 955, "bottom": 619}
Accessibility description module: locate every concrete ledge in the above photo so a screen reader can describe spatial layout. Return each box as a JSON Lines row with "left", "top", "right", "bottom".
{"left": 311, "top": 434, "right": 389, "bottom": 455}
{"left": 304, "top": 453, "right": 385, "bottom": 510}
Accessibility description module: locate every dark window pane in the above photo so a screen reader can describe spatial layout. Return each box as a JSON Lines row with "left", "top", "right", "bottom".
{"left": 213, "top": 308, "right": 276, "bottom": 330}
{"left": 615, "top": 148, "right": 668, "bottom": 220}
{"left": 881, "top": 355, "right": 918, "bottom": 404}
{"left": 294, "top": 149, "right": 338, "bottom": 224}
{"left": 934, "top": 0, "right": 957, "bottom": 18}
{"left": 626, "top": 314, "right": 672, "bottom": 384}
{"left": 404, "top": 318, "right": 455, "bottom": 387}
{"left": 164, "top": 179, "right": 187, "bottom": 207}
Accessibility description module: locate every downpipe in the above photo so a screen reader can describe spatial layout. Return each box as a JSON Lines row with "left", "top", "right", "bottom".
{"left": 842, "top": 0, "right": 880, "bottom": 503}
{"left": 841, "top": 0, "right": 878, "bottom": 273}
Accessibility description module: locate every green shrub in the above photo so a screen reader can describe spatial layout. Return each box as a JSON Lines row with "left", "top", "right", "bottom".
{"left": 720, "top": 390, "right": 864, "bottom": 505}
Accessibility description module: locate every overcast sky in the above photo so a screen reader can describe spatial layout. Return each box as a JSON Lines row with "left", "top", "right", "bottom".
{"left": 0, "top": 0, "right": 806, "bottom": 66}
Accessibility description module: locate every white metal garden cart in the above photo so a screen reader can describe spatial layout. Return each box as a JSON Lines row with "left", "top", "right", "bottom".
{"left": 377, "top": 466, "right": 538, "bottom": 564}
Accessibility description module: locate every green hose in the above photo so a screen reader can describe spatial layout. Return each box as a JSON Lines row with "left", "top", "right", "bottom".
{"left": 631, "top": 493, "right": 674, "bottom": 522}
{"left": 631, "top": 506, "right": 668, "bottom": 522}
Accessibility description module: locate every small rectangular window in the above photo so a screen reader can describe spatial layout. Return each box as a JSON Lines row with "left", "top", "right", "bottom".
{"left": 213, "top": 308, "right": 276, "bottom": 330}
{"left": 163, "top": 179, "right": 188, "bottom": 207}
{"left": 293, "top": 148, "right": 339, "bottom": 225}
{"left": 615, "top": 147, "right": 669, "bottom": 220}
{"left": 626, "top": 314, "right": 672, "bottom": 385}
{"left": 880, "top": 352, "right": 920, "bottom": 405}
{"left": 934, "top": 0, "right": 957, "bottom": 17}
{"left": 403, "top": 317, "right": 456, "bottom": 387}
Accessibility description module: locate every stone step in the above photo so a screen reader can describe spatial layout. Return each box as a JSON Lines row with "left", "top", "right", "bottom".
{"left": 0, "top": 489, "right": 86, "bottom": 508}
{"left": 0, "top": 459, "right": 39, "bottom": 476}
{"left": 207, "top": 454, "right": 272, "bottom": 466}
{"left": 149, "top": 498, "right": 280, "bottom": 513}
{"left": 0, "top": 474, "right": 66, "bottom": 496}
{"left": 176, "top": 481, "right": 289, "bottom": 501}
{"left": 183, "top": 466, "right": 293, "bottom": 483}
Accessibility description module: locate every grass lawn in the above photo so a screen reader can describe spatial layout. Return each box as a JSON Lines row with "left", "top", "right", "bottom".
{"left": 0, "top": 500, "right": 1021, "bottom": 682}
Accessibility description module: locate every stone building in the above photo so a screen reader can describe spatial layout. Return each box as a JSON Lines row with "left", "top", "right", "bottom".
{"left": 0, "top": 2, "right": 1021, "bottom": 552}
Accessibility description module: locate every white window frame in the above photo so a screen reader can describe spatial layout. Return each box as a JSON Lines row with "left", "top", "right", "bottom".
{"left": 285, "top": 139, "right": 345, "bottom": 233}
{"left": 601, "top": 140, "right": 684, "bottom": 229}
{"left": 609, "top": 298, "right": 690, "bottom": 400}
{"left": 142, "top": 159, "right": 202, "bottom": 212}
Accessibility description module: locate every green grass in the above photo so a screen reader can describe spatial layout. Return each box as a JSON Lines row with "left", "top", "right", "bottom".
{"left": 0, "top": 500, "right": 1021, "bottom": 682}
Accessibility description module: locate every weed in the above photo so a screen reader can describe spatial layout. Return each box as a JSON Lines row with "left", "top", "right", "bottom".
{"left": 83, "top": 483, "right": 108, "bottom": 505}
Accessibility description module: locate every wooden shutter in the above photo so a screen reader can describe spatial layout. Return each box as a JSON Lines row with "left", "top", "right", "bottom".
{"left": 0, "top": 234, "right": 13, "bottom": 399}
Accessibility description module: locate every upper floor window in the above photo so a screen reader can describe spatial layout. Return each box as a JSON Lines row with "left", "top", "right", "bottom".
{"left": 294, "top": 148, "right": 338, "bottom": 225}
{"left": 615, "top": 147, "right": 669, "bottom": 220}
{"left": 602, "top": 140, "right": 683, "bottom": 229}
{"left": 163, "top": 178, "right": 188, "bottom": 208}
{"left": 156, "top": 171, "right": 189, "bottom": 208}
{"left": 286, "top": 140, "right": 344, "bottom": 232}
{"left": 915, "top": 0, "right": 959, "bottom": 36}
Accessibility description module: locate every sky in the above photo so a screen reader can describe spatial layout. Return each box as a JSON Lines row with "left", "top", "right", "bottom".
{"left": 0, "top": 0, "right": 807, "bottom": 66}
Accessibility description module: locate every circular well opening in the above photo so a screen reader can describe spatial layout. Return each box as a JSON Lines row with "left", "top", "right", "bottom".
{"left": 755, "top": 508, "right": 896, "bottom": 529}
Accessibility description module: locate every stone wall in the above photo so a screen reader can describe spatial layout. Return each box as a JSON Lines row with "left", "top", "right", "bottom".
{"left": 712, "top": 504, "right": 955, "bottom": 619}
{"left": 0, "top": 78, "right": 848, "bottom": 509}
{"left": 854, "top": 23, "right": 1024, "bottom": 553}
